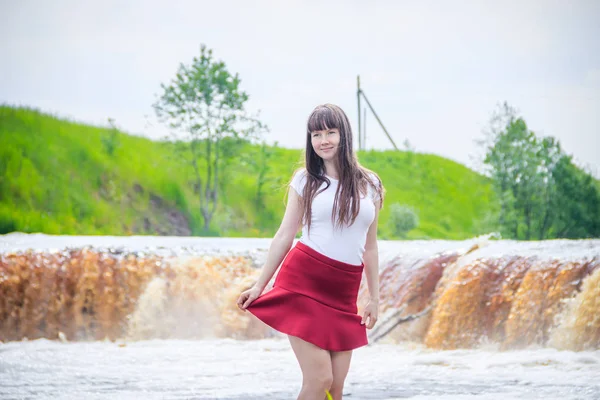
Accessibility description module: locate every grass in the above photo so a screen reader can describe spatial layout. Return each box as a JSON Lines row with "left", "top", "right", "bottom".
{"left": 0, "top": 105, "right": 497, "bottom": 239}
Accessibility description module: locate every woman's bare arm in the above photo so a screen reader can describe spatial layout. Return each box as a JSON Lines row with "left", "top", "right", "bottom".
{"left": 363, "top": 206, "right": 380, "bottom": 300}
{"left": 361, "top": 201, "right": 380, "bottom": 328}
{"left": 252, "top": 188, "right": 303, "bottom": 292}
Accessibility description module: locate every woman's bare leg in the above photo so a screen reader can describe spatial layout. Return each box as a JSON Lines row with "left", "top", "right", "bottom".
{"left": 288, "top": 335, "right": 333, "bottom": 400}
{"left": 329, "top": 350, "right": 353, "bottom": 400}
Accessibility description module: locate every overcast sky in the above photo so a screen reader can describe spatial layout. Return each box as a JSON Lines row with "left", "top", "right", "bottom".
{"left": 1, "top": 0, "right": 599, "bottom": 175}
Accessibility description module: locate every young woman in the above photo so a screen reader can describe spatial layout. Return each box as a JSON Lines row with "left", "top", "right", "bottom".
{"left": 237, "top": 103, "right": 383, "bottom": 400}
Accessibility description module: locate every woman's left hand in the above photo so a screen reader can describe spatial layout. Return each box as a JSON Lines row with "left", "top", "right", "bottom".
{"left": 361, "top": 299, "right": 379, "bottom": 329}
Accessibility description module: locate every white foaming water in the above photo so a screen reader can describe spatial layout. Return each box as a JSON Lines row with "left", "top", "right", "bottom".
{"left": 1, "top": 233, "right": 599, "bottom": 399}
{"left": 3, "top": 232, "right": 597, "bottom": 264}
{"left": 0, "top": 338, "right": 598, "bottom": 399}
{"left": 0, "top": 232, "right": 274, "bottom": 258}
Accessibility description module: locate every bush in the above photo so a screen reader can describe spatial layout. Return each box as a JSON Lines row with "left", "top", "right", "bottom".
{"left": 389, "top": 203, "right": 419, "bottom": 238}
{"left": 0, "top": 216, "right": 17, "bottom": 234}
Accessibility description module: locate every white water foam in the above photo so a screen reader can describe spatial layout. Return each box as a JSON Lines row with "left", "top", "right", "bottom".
{"left": 0, "top": 338, "right": 598, "bottom": 399}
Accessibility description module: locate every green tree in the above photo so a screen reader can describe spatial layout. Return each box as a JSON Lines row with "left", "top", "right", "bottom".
{"left": 551, "top": 156, "right": 600, "bottom": 238}
{"left": 481, "top": 102, "right": 599, "bottom": 239}
{"left": 153, "top": 45, "right": 266, "bottom": 231}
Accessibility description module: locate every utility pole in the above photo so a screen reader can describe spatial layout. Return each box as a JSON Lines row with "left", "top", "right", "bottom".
{"left": 356, "top": 75, "right": 399, "bottom": 151}
{"left": 360, "top": 90, "right": 399, "bottom": 150}
{"left": 357, "top": 75, "right": 362, "bottom": 150}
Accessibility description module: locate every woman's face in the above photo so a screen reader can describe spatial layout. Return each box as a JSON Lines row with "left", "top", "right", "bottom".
{"left": 311, "top": 128, "right": 340, "bottom": 161}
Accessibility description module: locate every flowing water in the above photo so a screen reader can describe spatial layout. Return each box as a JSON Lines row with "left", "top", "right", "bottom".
{"left": 1, "top": 233, "right": 599, "bottom": 399}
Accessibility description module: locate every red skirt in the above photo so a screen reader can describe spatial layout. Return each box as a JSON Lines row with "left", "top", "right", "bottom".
{"left": 247, "top": 241, "right": 368, "bottom": 351}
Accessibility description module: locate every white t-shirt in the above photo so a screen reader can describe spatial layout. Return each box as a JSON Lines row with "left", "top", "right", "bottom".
{"left": 290, "top": 168, "right": 380, "bottom": 265}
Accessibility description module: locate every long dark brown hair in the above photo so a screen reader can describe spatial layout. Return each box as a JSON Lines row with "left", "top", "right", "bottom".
{"left": 296, "top": 104, "right": 384, "bottom": 231}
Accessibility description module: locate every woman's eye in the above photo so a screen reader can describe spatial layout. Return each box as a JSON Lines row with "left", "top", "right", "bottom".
{"left": 328, "top": 131, "right": 336, "bottom": 135}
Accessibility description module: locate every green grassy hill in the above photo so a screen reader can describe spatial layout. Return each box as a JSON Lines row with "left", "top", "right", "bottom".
{"left": 0, "top": 106, "right": 497, "bottom": 239}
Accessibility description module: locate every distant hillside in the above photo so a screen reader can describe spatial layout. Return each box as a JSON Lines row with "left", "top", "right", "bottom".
{"left": 0, "top": 106, "right": 497, "bottom": 239}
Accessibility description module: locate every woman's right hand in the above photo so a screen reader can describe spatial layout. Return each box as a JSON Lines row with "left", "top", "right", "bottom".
{"left": 236, "top": 285, "right": 263, "bottom": 311}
